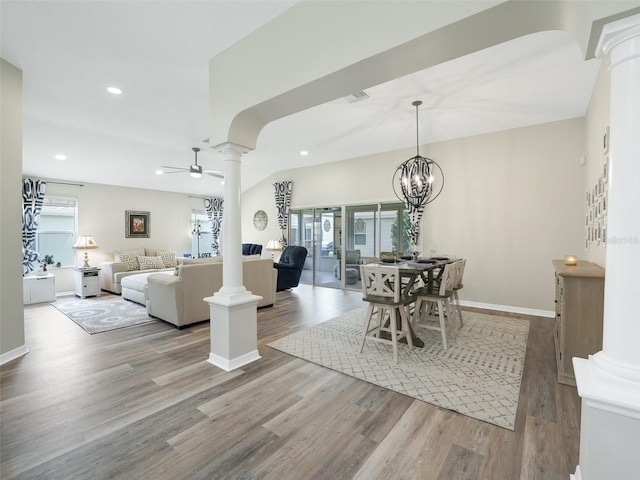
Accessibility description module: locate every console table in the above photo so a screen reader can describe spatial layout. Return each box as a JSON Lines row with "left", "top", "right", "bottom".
{"left": 23, "top": 273, "right": 56, "bottom": 305}
{"left": 552, "top": 260, "right": 605, "bottom": 386}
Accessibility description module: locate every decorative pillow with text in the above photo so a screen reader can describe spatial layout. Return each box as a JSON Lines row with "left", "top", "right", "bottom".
{"left": 137, "top": 255, "right": 165, "bottom": 270}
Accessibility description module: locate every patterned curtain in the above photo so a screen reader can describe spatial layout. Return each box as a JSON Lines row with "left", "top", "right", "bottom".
{"left": 273, "top": 181, "right": 293, "bottom": 247}
{"left": 406, "top": 204, "right": 424, "bottom": 253}
{"left": 204, "top": 197, "right": 224, "bottom": 256}
{"left": 22, "top": 178, "right": 47, "bottom": 275}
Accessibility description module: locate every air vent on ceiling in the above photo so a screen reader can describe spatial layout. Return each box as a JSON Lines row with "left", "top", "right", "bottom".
{"left": 344, "top": 90, "right": 369, "bottom": 103}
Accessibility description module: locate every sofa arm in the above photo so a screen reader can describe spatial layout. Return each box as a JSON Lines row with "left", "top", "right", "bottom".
{"left": 147, "top": 273, "right": 183, "bottom": 327}
{"left": 99, "top": 261, "right": 128, "bottom": 293}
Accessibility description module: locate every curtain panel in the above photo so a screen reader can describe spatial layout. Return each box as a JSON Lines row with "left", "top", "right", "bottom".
{"left": 273, "top": 181, "right": 293, "bottom": 247}
{"left": 406, "top": 202, "right": 423, "bottom": 252}
{"left": 204, "top": 197, "right": 223, "bottom": 256}
{"left": 22, "top": 178, "right": 47, "bottom": 275}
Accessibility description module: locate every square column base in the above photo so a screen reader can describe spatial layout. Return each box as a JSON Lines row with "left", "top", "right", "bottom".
{"left": 205, "top": 291, "right": 262, "bottom": 372}
{"left": 572, "top": 356, "right": 640, "bottom": 479}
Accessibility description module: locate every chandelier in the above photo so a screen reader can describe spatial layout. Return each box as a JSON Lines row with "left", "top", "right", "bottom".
{"left": 393, "top": 100, "right": 444, "bottom": 210}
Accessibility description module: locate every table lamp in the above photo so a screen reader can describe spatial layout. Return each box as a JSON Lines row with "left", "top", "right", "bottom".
{"left": 266, "top": 239, "right": 282, "bottom": 259}
{"left": 74, "top": 235, "right": 99, "bottom": 268}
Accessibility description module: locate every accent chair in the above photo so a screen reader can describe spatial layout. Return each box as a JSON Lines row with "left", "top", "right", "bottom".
{"left": 242, "top": 243, "right": 263, "bottom": 256}
{"left": 274, "top": 245, "right": 308, "bottom": 291}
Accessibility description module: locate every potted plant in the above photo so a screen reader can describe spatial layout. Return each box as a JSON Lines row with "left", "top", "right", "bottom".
{"left": 39, "top": 254, "right": 57, "bottom": 272}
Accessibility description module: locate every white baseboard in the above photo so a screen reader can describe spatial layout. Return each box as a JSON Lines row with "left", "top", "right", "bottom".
{"left": 570, "top": 465, "right": 582, "bottom": 480}
{"left": 208, "top": 350, "right": 261, "bottom": 372}
{"left": 459, "top": 300, "right": 554, "bottom": 318}
{"left": 0, "top": 344, "right": 29, "bottom": 366}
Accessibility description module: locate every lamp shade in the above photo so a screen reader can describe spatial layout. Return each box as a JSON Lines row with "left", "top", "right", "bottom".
{"left": 266, "top": 240, "right": 282, "bottom": 251}
{"left": 73, "top": 235, "right": 98, "bottom": 249}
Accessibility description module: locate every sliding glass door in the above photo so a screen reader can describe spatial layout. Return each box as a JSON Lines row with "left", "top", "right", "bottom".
{"left": 288, "top": 202, "right": 407, "bottom": 291}
{"left": 289, "top": 207, "right": 342, "bottom": 287}
{"left": 379, "top": 203, "right": 410, "bottom": 257}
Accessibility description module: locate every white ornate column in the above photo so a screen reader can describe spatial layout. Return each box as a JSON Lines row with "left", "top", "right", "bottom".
{"left": 572, "top": 14, "right": 640, "bottom": 480}
{"left": 205, "top": 142, "right": 262, "bottom": 371}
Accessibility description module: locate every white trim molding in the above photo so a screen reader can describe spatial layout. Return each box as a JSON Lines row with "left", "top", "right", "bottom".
{"left": 208, "top": 350, "right": 261, "bottom": 372}
{"left": 0, "top": 344, "right": 29, "bottom": 366}
{"left": 460, "top": 300, "right": 554, "bottom": 318}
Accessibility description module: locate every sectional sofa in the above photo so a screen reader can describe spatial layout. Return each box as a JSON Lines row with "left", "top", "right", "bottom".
{"left": 99, "top": 247, "right": 177, "bottom": 294}
{"left": 145, "top": 257, "right": 277, "bottom": 328}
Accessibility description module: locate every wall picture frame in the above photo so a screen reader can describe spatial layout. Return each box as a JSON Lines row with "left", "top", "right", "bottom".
{"left": 125, "top": 210, "right": 150, "bottom": 238}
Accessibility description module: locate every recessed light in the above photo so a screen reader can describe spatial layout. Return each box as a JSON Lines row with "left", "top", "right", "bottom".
{"left": 54, "top": 154, "right": 67, "bottom": 160}
{"left": 300, "top": 150, "right": 309, "bottom": 156}
{"left": 107, "top": 86, "right": 122, "bottom": 95}
{"left": 155, "top": 170, "right": 164, "bottom": 175}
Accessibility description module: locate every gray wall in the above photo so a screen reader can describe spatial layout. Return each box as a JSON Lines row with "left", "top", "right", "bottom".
{"left": 242, "top": 117, "right": 587, "bottom": 314}
{"left": 1, "top": 59, "right": 26, "bottom": 360}
{"left": 30, "top": 182, "right": 212, "bottom": 292}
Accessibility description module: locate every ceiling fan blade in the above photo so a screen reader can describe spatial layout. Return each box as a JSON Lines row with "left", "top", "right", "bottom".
{"left": 160, "top": 165, "right": 189, "bottom": 171}
{"left": 204, "top": 171, "right": 224, "bottom": 179}
{"left": 157, "top": 149, "right": 220, "bottom": 179}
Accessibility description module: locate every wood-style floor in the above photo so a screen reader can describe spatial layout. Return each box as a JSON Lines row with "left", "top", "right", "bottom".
{"left": 1, "top": 285, "right": 580, "bottom": 479}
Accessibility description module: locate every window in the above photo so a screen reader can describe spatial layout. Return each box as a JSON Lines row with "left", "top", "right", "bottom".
{"left": 36, "top": 196, "right": 78, "bottom": 267}
{"left": 353, "top": 216, "right": 367, "bottom": 246}
{"left": 191, "top": 209, "right": 214, "bottom": 258}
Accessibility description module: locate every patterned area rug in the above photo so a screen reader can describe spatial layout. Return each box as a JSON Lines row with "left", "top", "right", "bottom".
{"left": 52, "top": 295, "right": 156, "bottom": 334}
{"left": 268, "top": 308, "right": 529, "bottom": 430}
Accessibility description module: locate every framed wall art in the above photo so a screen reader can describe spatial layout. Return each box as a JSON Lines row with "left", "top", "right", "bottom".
{"left": 125, "top": 210, "right": 150, "bottom": 238}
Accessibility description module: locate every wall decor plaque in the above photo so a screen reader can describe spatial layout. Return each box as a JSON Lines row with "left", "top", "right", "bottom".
{"left": 253, "top": 210, "right": 268, "bottom": 231}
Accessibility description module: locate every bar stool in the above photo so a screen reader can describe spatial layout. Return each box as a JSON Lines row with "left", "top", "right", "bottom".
{"left": 412, "top": 261, "right": 458, "bottom": 350}
{"left": 359, "top": 264, "right": 415, "bottom": 363}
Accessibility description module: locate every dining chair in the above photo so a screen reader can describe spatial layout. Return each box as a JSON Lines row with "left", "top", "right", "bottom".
{"left": 412, "top": 261, "right": 458, "bottom": 350}
{"left": 452, "top": 259, "right": 466, "bottom": 328}
{"left": 359, "top": 264, "right": 415, "bottom": 363}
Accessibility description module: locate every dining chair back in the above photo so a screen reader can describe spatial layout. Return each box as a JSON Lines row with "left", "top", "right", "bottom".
{"left": 359, "top": 264, "right": 415, "bottom": 363}
{"left": 412, "top": 261, "right": 458, "bottom": 350}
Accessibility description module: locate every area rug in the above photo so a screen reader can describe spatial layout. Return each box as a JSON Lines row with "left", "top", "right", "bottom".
{"left": 52, "top": 295, "right": 156, "bottom": 334}
{"left": 267, "top": 308, "right": 529, "bottom": 430}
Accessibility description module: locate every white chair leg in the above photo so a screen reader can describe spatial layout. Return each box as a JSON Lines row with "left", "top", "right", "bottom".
{"left": 390, "top": 309, "right": 399, "bottom": 364}
{"left": 454, "top": 290, "right": 463, "bottom": 329}
{"left": 437, "top": 299, "right": 448, "bottom": 350}
{"left": 360, "top": 303, "right": 375, "bottom": 353}
{"left": 401, "top": 305, "right": 413, "bottom": 350}
{"left": 444, "top": 299, "right": 457, "bottom": 340}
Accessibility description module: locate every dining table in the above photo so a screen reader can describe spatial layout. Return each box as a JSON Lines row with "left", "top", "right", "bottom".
{"left": 367, "top": 257, "right": 454, "bottom": 348}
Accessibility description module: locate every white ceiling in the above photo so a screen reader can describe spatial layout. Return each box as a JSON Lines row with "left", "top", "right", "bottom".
{"left": 2, "top": 1, "right": 602, "bottom": 198}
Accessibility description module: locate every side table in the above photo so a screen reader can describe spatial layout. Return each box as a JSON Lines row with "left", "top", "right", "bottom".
{"left": 73, "top": 268, "right": 101, "bottom": 298}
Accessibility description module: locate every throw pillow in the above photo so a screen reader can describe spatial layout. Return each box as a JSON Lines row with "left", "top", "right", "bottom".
{"left": 157, "top": 250, "right": 177, "bottom": 268}
{"left": 137, "top": 255, "right": 164, "bottom": 270}
{"left": 117, "top": 251, "right": 140, "bottom": 271}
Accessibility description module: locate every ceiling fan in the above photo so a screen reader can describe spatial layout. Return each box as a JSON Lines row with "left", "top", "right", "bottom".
{"left": 158, "top": 147, "right": 223, "bottom": 179}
